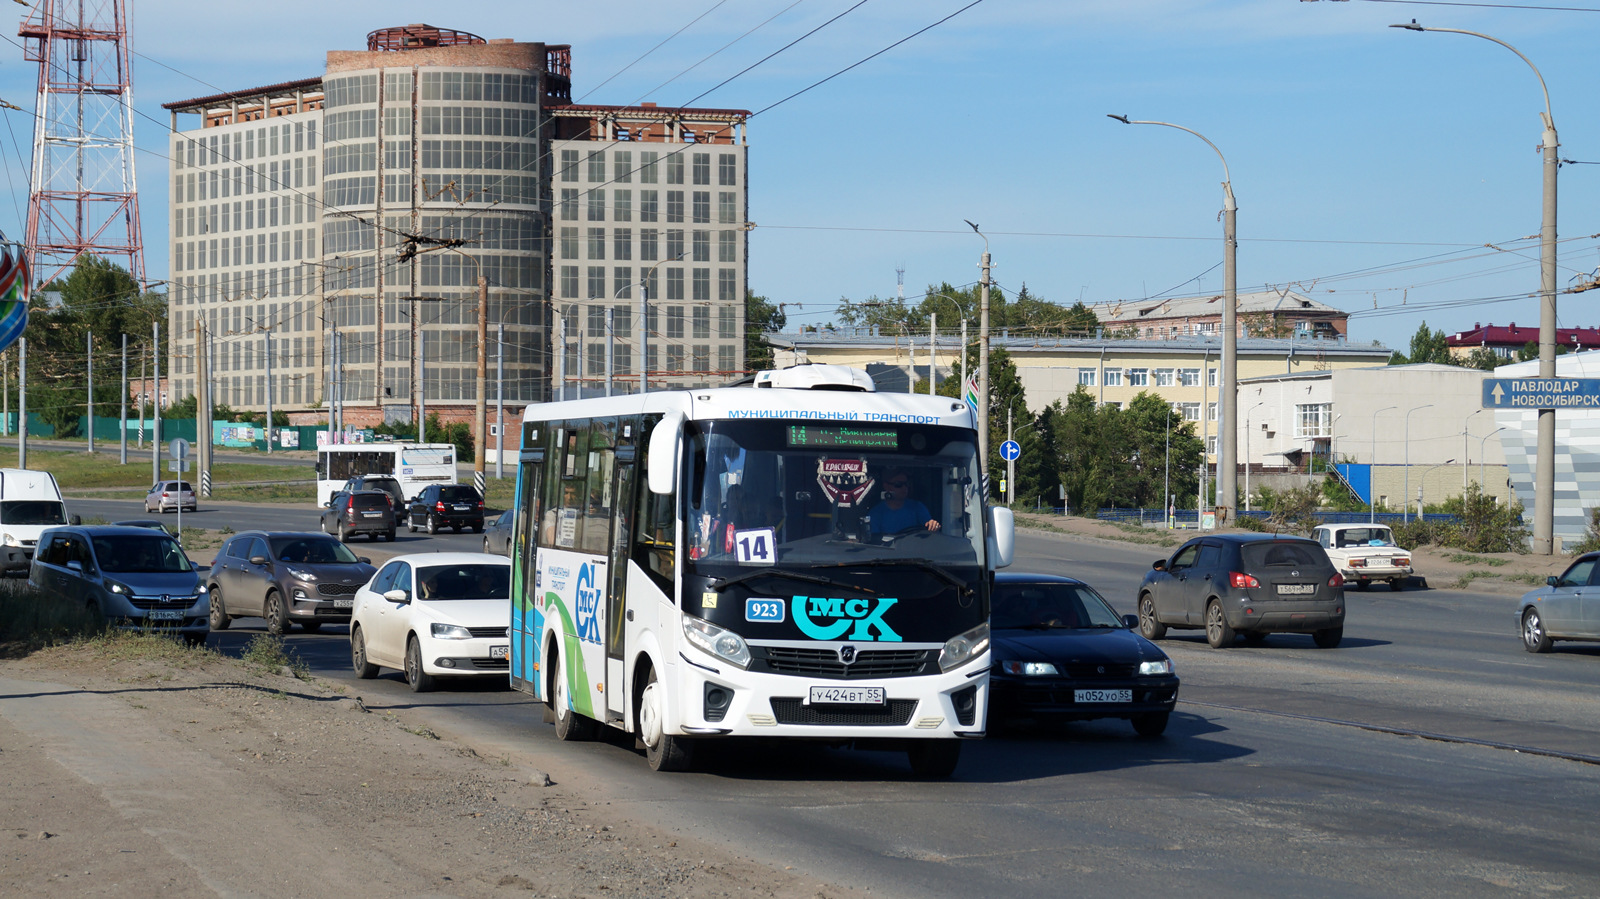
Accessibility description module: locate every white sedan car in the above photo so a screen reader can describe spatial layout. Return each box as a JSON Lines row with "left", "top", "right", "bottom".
{"left": 349, "top": 552, "right": 511, "bottom": 692}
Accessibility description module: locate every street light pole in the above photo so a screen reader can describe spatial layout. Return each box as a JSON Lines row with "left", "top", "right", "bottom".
{"left": 636, "top": 253, "right": 685, "bottom": 395}
{"left": 1393, "top": 21, "right": 1557, "bottom": 553}
{"left": 1108, "top": 114, "right": 1237, "bottom": 526}
{"left": 1480, "top": 427, "right": 1507, "bottom": 492}
{"left": 1404, "top": 404, "right": 1434, "bottom": 524}
{"left": 1244, "top": 402, "right": 1263, "bottom": 512}
{"left": 1464, "top": 407, "right": 1486, "bottom": 490}
{"left": 1418, "top": 459, "right": 1456, "bottom": 520}
{"left": 965, "top": 222, "right": 992, "bottom": 493}
{"left": 1371, "top": 405, "right": 1398, "bottom": 523}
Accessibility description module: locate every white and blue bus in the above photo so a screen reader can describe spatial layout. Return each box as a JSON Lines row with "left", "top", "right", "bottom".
{"left": 508, "top": 365, "right": 1014, "bottom": 774}
{"left": 315, "top": 442, "right": 457, "bottom": 507}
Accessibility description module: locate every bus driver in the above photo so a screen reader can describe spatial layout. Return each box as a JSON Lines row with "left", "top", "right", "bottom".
{"left": 869, "top": 468, "right": 940, "bottom": 536}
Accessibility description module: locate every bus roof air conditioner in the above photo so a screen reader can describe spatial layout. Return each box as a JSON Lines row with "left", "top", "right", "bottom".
{"left": 752, "top": 364, "right": 875, "bottom": 392}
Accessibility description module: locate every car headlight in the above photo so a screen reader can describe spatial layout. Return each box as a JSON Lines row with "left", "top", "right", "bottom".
{"left": 430, "top": 623, "right": 473, "bottom": 640}
{"left": 285, "top": 567, "right": 317, "bottom": 582}
{"left": 999, "top": 660, "right": 1058, "bottom": 676}
{"left": 682, "top": 616, "right": 751, "bottom": 669}
{"left": 107, "top": 580, "right": 130, "bottom": 595}
{"left": 938, "top": 622, "right": 990, "bottom": 672}
{"left": 197, "top": 583, "right": 208, "bottom": 594}
{"left": 1139, "top": 659, "right": 1174, "bottom": 676}
{"left": 3, "top": 534, "right": 16, "bottom": 546}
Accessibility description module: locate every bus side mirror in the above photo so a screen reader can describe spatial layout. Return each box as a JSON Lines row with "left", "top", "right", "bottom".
{"left": 647, "top": 411, "right": 684, "bottom": 496}
{"left": 987, "top": 506, "right": 1015, "bottom": 569}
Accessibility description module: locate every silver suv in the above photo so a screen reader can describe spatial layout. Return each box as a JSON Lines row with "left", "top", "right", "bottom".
{"left": 30, "top": 525, "right": 209, "bottom": 644}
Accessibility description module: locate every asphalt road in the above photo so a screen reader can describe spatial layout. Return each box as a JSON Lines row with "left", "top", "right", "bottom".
{"left": 191, "top": 518, "right": 1600, "bottom": 897}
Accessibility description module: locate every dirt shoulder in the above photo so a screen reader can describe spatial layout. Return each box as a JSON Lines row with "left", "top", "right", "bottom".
{"left": 1011, "top": 511, "right": 1567, "bottom": 597}
{"left": 0, "top": 641, "right": 862, "bottom": 899}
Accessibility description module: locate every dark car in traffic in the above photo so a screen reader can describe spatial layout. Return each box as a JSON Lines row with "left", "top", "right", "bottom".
{"left": 207, "top": 531, "right": 377, "bottom": 635}
{"left": 340, "top": 474, "right": 410, "bottom": 526}
{"left": 322, "top": 490, "right": 398, "bottom": 542}
{"left": 30, "top": 525, "right": 209, "bottom": 644}
{"left": 1137, "top": 534, "right": 1345, "bottom": 648}
{"left": 482, "top": 510, "right": 513, "bottom": 556}
{"left": 408, "top": 484, "right": 485, "bottom": 534}
{"left": 989, "top": 572, "right": 1178, "bottom": 736}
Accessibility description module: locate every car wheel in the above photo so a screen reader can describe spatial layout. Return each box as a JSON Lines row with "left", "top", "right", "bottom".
{"left": 906, "top": 740, "right": 961, "bottom": 778}
{"left": 1313, "top": 626, "right": 1343, "bottom": 649}
{"left": 549, "top": 645, "right": 597, "bottom": 741}
{"left": 1205, "top": 599, "right": 1235, "bottom": 648}
{"left": 338, "top": 523, "right": 349, "bottom": 542}
{"left": 264, "top": 590, "right": 289, "bottom": 637}
{"left": 300, "top": 621, "right": 323, "bottom": 634}
{"left": 1389, "top": 579, "right": 1404, "bottom": 592}
{"left": 1138, "top": 593, "right": 1165, "bottom": 640}
{"left": 638, "top": 670, "right": 691, "bottom": 770}
{"left": 1522, "top": 608, "right": 1554, "bottom": 653}
{"left": 1132, "top": 712, "right": 1169, "bottom": 738}
{"left": 483, "top": 537, "right": 491, "bottom": 553}
{"left": 207, "top": 584, "right": 230, "bottom": 630}
{"left": 351, "top": 626, "right": 379, "bottom": 678}
{"left": 427, "top": 515, "right": 439, "bottom": 535}
{"left": 408, "top": 519, "right": 417, "bottom": 533}
{"left": 404, "top": 636, "right": 435, "bottom": 693}
{"left": 386, "top": 530, "right": 396, "bottom": 543}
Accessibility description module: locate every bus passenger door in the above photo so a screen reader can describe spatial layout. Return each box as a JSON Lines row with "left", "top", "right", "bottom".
{"left": 605, "top": 446, "right": 637, "bottom": 720}
{"left": 510, "top": 451, "right": 543, "bottom": 695}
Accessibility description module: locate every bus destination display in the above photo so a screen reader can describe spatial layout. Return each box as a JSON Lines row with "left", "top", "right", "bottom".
{"left": 785, "top": 425, "right": 898, "bottom": 449}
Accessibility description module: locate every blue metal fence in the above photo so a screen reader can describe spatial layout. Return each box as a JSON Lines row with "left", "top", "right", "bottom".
{"left": 1083, "top": 508, "right": 1458, "bottom": 528}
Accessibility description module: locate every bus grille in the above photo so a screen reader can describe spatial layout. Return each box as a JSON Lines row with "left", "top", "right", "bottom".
{"left": 769, "top": 698, "right": 918, "bottom": 726}
{"left": 757, "top": 646, "right": 930, "bottom": 679}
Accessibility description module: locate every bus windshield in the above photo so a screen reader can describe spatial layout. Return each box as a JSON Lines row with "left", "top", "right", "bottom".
{"left": 685, "top": 420, "right": 984, "bottom": 572}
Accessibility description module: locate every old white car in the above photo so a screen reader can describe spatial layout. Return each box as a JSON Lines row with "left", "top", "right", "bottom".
{"left": 1311, "top": 524, "right": 1414, "bottom": 591}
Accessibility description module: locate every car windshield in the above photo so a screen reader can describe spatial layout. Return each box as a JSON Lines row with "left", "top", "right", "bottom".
{"left": 684, "top": 420, "right": 985, "bottom": 572}
{"left": 0, "top": 500, "right": 66, "bottom": 525}
{"left": 1333, "top": 527, "right": 1396, "bottom": 548}
{"left": 91, "top": 535, "right": 193, "bottom": 573}
{"left": 992, "top": 582, "right": 1124, "bottom": 629}
{"left": 271, "top": 537, "right": 360, "bottom": 564}
{"left": 416, "top": 564, "right": 510, "bottom": 600}
{"left": 1242, "top": 541, "right": 1327, "bottom": 569}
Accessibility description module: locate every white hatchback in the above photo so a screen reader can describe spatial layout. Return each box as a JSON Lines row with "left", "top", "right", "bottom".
{"left": 348, "top": 552, "right": 511, "bottom": 692}
{"left": 145, "top": 480, "right": 197, "bottom": 513}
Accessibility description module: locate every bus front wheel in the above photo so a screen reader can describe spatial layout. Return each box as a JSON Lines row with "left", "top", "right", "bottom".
{"left": 639, "top": 671, "right": 694, "bottom": 772}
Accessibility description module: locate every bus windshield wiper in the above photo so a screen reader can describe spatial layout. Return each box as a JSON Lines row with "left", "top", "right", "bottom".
{"left": 810, "top": 558, "right": 970, "bottom": 594}
{"left": 711, "top": 568, "right": 877, "bottom": 595}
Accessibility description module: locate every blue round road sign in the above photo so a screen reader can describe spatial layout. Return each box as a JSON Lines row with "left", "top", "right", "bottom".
{"left": 1000, "top": 439, "right": 1021, "bottom": 461}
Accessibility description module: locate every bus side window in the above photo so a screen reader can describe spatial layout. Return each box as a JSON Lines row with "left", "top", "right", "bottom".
{"left": 632, "top": 414, "right": 674, "bottom": 596}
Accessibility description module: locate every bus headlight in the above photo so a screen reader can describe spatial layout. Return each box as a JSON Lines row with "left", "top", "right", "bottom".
{"left": 682, "top": 616, "right": 751, "bottom": 669}
{"left": 938, "top": 622, "right": 989, "bottom": 672}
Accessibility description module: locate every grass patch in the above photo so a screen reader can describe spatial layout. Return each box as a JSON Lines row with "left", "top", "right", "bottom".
{"left": 1446, "top": 552, "right": 1509, "bottom": 568}
{"left": 1453, "top": 570, "right": 1493, "bottom": 589}
{"left": 1099, "top": 520, "right": 1184, "bottom": 547}
{"left": 240, "top": 634, "right": 307, "bottom": 677}
{"left": 75, "top": 629, "right": 217, "bottom": 665}
{"left": 0, "top": 578, "right": 103, "bottom": 650}
{"left": 207, "top": 482, "right": 316, "bottom": 503}
{"left": 1507, "top": 572, "right": 1545, "bottom": 585}
{"left": 6, "top": 448, "right": 306, "bottom": 490}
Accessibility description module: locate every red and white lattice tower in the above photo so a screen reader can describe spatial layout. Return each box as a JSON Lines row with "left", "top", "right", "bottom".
{"left": 18, "top": 0, "right": 145, "bottom": 286}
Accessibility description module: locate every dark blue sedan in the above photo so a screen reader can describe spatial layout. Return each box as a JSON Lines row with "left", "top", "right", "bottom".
{"left": 989, "top": 572, "right": 1180, "bottom": 737}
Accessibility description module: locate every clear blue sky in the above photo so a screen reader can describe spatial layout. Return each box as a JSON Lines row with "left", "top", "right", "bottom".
{"left": 2, "top": 0, "right": 1598, "bottom": 352}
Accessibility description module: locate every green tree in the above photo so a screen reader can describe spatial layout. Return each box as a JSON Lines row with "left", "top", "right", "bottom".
{"left": 1392, "top": 321, "right": 1453, "bottom": 366}
{"left": 1463, "top": 346, "right": 1503, "bottom": 371}
{"left": 744, "top": 291, "right": 786, "bottom": 371}
{"left": 22, "top": 255, "right": 164, "bottom": 438}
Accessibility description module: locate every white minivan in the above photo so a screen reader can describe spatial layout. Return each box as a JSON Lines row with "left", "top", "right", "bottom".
{"left": 0, "top": 468, "right": 73, "bottom": 574}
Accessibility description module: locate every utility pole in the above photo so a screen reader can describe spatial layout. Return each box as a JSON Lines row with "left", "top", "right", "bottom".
{"left": 1006, "top": 405, "right": 1014, "bottom": 507}
{"left": 928, "top": 312, "right": 937, "bottom": 396}
{"left": 495, "top": 322, "right": 504, "bottom": 480}
{"left": 415, "top": 329, "right": 423, "bottom": 444}
{"left": 966, "top": 222, "right": 992, "bottom": 493}
{"left": 18, "top": 338, "right": 26, "bottom": 470}
{"left": 196, "top": 319, "right": 210, "bottom": 495}
{"left": 605, "top": 306, "right": 614, "bottom": 397}
{"left": 959, "top": 320, "right": 968, "bottom": 400}
{"left": 137, "top": 342, "right": 145, "bottom": 448}
{"left": 474, "top": 275, "right": 488, "bottom": 496}
{"left": 3, "top": 347, "right": 9, "bottom": 438}
{"left": 151, "top": 322, "right": 160, "bottom": 486}
{"left": 555, "top": 315, "right": 566, "bottom": 403}
{"left": 119, "top": 334, "right": 127, "bottom": 464}
{"left": 265, "top": 331, "right": 274, "bottom": 455}
{"left": 86, "top": 332, "right": 94, "bottom": 454}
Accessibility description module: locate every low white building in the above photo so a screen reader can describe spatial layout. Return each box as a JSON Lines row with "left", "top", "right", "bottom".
{"left": 1492, "top": 350, "right": 1600, "bottom": 547}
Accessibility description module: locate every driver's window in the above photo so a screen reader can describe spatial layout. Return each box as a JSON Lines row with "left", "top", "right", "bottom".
{"left": 1316, "top": 530, "right": 1330, "bottom": 548}
{"left": 1169, "top": 545, "right": 1200, "bottom": 571}
{"left": 370, "top": 562, "right": 400, "bottom": 595}
{"left": 1559, "top": 558, "right": 1595, "bottom": 587}
{"left": 391, "top": 564, "right": 412, "bottom": 596}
